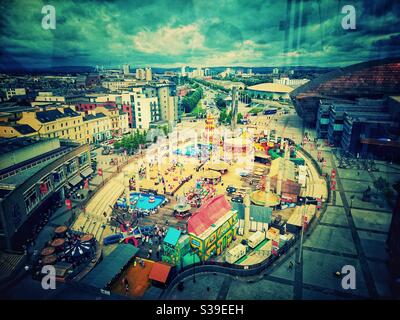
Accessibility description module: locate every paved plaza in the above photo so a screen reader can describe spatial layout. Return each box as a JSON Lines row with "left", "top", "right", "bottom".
{"left": 167, "top": 111, "right": 396, "bottom": 300}
{"left": 1, "top": 107, "right": 396, "bottom": 300}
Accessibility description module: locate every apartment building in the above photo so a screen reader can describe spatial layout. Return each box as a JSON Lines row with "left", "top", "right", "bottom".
{"left": 3, "top": 88, "right": 26, "bottom": 100}
{"left": 16, "top": 107, "right": 86, "bottom": 144}
{"left": 0, "top": 123, "right": 38, "bottom": 138}
{"left": 32, "top": 92, "right": 66, "bottom": 107}
{"left": 82, "top": 111, "right": 112, "bottom": 144}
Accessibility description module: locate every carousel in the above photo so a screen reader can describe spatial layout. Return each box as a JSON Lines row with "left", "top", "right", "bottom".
{"left": 173, "top": 197, "right": 192, "bottom": 219}
{"left": 250, "top": 190, "right": 280, "bottom": 208}
{"left": 33, "top": 225, "right": 98, "bottom": 280}
{"left": 200, "top": 170, "right": 222, "bottom": 185}
{"left": 185, "top": 180, "right": 216, "bottom": 208}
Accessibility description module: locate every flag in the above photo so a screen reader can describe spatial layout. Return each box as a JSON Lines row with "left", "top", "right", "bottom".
{"left": 65, "top": 199, "right": 72, "bottom": 210}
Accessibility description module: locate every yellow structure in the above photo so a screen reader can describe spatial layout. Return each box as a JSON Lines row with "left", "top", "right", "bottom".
{"left": 82, "top": 110, "right": 112, "bottom": 144}
{"left": 204, "top": 112, "right": 215, "bottom": 143}
{"left": 17, "top": 107, "right": 86, "bottom": 144}
{"left": 0, "top": 124, "right": 38, "bottom": 138}
{"left": 96, "top": 106, "right": 124, "bottom": 136}
{"left": 187, "top": 195, "right": 238, "bottom": 261}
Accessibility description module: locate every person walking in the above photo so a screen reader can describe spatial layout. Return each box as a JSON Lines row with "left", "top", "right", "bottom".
{"left": 124, "top": 278, "right": 129, "bottom": 295}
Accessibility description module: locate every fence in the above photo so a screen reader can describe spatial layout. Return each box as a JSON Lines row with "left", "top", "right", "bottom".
{"left": 161, "top": 138, "right": 331, "bottom": 299}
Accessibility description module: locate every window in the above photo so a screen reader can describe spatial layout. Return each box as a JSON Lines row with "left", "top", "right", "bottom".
{"left": 53, "top": 168, "right": 65, "bottom": 184}
{"left": 24, "top": 186, "right": 39, "bottom": 213}
{"left": 79, "top": 152, "right": 89, "bottom": 165}
{"left": 66, "top": 161, "right": 77, "bottom": 175}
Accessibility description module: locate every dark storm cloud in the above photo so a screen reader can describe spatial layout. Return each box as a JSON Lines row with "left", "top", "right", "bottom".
{"left": 0, "top": 0, "right": 399, "bottom": 69}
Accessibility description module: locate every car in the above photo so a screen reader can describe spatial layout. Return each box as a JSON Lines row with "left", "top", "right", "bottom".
{"left": 231, "top": 195, "right": 244, "bottom": 203}
{"left": 226, "top": 186, "right": 237, "bottom": 194}
{"left": 101, "top": 148, "right": 110, "bottom": 155}
{"left": 103, "top": 233, "right": 124, "bottom": 245}
{"left": 239, "top": 171, "right": 250, "bottom": 177}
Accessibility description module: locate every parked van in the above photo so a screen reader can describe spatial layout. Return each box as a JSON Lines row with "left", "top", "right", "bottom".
{"left": 225, "top": 244, "right": 247, "bottom": 264}
{"left": 248, "top": 230, "right": 266, "bottom": 249}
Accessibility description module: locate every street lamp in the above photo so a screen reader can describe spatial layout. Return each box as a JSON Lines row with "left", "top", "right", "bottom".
{"left": 297, "top": 201, "right": 308, "bottom": 264}
{"left": 193, "top": 248, "right": 199, "bottom": 283}
{"left": 350, "top": 195, "right": 355, "bottom": 212}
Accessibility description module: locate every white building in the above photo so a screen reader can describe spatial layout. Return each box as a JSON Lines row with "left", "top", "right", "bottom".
{"left": 4, "top": 88, "right": 26, "bottom": 100}
{"left": 32, "top": 92, "right": 65, "bottom": 107}
{"left": 272, "top": 68, "right": 279, "bottom": 74}
{"left": 273, "top": 77, "right": 309, "bottom": 88}
{"left": 123, "top": 64, "right": 130, "bottom": 75}
{"left": 181, "top": 66, "right": 187, "bottom": 77}
{"left": 101, "top": 79, "right": 136, "bottom": 91}
{"left": 133, "top": 93, "right": 159, "bottom": 129}
{"left": 136, "top": 68, "right": 145, "bottom": 80}
{"left": 145, "top": 67, "right": 152, "bottom": 81}
{"left": 118, "top": 110, "right": 130, "bottom": 134}
{"left": 156, "top": 85, "right": 178, "bottom": 124}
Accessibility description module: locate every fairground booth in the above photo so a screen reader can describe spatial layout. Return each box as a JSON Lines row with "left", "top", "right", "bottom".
{"left": 187, "top": 195, "right": 238, "bottom": 261}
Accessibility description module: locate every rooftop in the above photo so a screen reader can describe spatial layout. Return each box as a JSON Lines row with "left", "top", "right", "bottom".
{"left": 83, "top": 112, "right": 107, "bottom": 121}
{"left": 247, "top": 82, "right": 294, "bottom": 93}
{"left": 163, "top": 227, "right": 181, "bottom": 247}
{"left": 0, "top": 123, "right": 36, "bottom": 134}
{"left": 187, "top": 195, "right": 233, "bottom": 237}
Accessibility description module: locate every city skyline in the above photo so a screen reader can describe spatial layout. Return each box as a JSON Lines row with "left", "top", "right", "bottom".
{"left": 1, "top": 0, "right": 400, "bottom": 70}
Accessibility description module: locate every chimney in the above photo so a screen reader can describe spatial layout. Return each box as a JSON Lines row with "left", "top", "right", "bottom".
{"left": 243, "top": 188, "right": 251, "bottom": 239}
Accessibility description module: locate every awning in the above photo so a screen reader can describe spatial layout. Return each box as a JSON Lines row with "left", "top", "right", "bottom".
{"left": 149, "top": 262, "right": 172, "bottom": 284}
{"left": 164, "top": 227, "right": 181, "bottom": 246}
{"left": 68, "top": 175, "right": 83, "bottom": 187}
{"left": 80, "top": 167, "right": 94, "bottom": 178}
{"left": 81, "top": 244, "right": 139, "bottom": 289}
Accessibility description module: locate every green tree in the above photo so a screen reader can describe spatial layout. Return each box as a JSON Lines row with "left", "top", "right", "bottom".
{"left": 215, "top": 96, "right": 227, "bottom": 110}
{"left": 237, "top": 113, "right": 243, "bottom": 124}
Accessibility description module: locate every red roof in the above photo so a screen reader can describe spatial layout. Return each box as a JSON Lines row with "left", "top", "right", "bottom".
{"left": 187, "top": 195, "right": 232, "bottom": 236}
{"left": 149, "top": 262, "right": 172, "bottom": 284}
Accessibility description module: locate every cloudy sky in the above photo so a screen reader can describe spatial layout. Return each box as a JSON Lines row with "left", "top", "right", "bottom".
{"left": 0, "top": 0, "right": 399, "bottom": 69}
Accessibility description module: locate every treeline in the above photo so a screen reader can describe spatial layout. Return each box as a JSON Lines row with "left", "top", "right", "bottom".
{"left": 114, "top": 129, "right": 147, "bottom": 151}
{"left": 181, "top": 87, "right": 203, "bottom": 113}
{"left": 193, "top": 78, "right": 230, "bottom": 93}
{"left": 218, "top": 108, "right": 243, "bottom": 125}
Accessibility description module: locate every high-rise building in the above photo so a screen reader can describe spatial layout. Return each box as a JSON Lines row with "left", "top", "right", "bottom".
{"left": 136, "top": 68, "right": 145, "bottom": 80}
{"left": 123, "top": 64, "right": 130, "bottom": 75}
{"left": 145, "top": 67, "right": 152, "bottom": 81}
{"left": 181, "top": 66, "right": 186, "bottom": 77}
{"left": 272, "top": 68, "right": 279, "bottom": 74}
